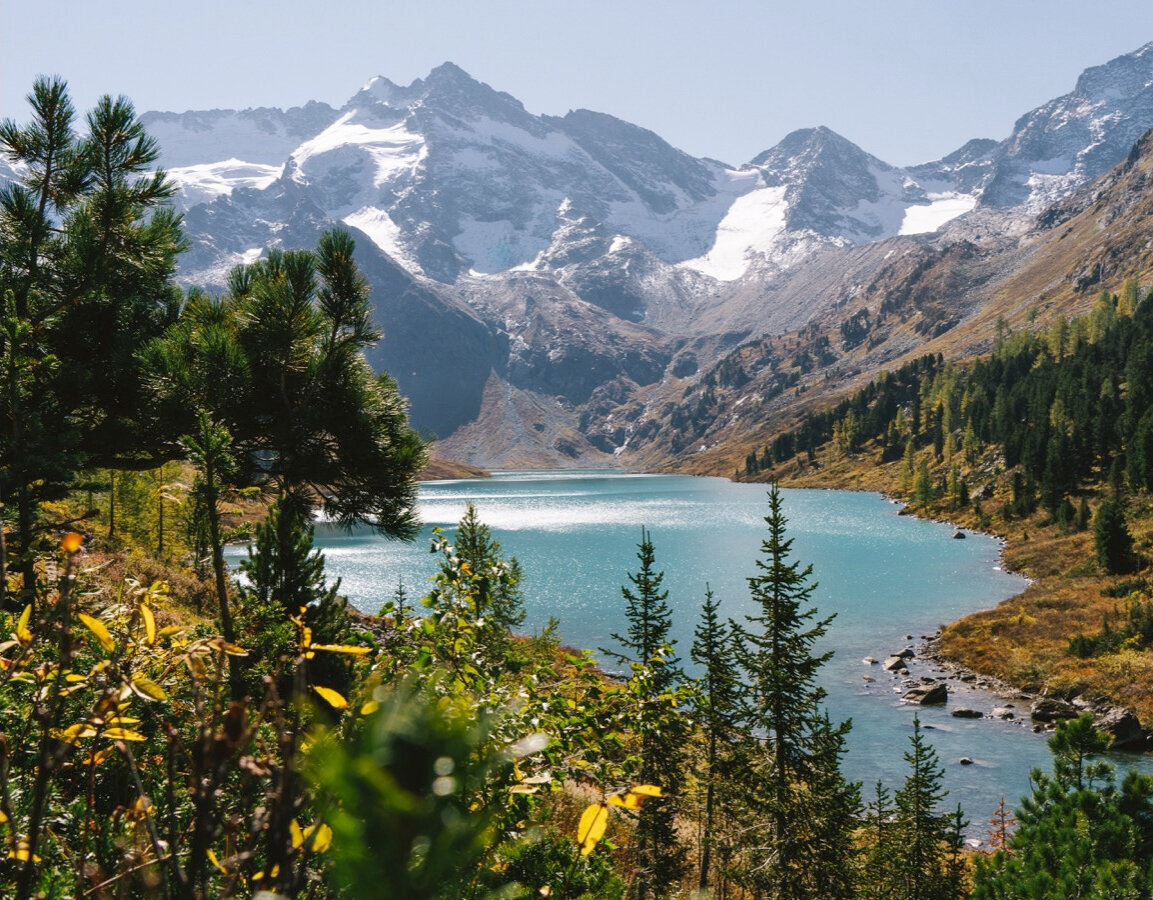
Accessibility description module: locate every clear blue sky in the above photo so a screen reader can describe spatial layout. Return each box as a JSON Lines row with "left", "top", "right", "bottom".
{"left": 4, "top": 1, "right": 1153, "bottom": 167}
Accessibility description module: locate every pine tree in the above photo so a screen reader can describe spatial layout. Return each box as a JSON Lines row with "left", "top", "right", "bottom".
{"left": 1094, "top": 497, "right": 1136, "bottom": 575}
{"left": 862, "top": 781, "right": 902, "bottom": 899}
{"left": 449, "top": 503, "right": 525, "bottom": 663}
{"left": 730, "top": 482, "right": 859, "bottom": 897}
{"left": 892, "top": 716, "right": 955, "bottom": 899}
{"left": 605, "top": 529, "right": 689, "bottom": 899}
{"left": 0, "top": 78, "right": 182, "bottom": 602}
{"left": 974, "top": 715, "right": 1153, "bottom": 898}
{"left": 237, "top": 494, "right": 352, "bottom": 697}
{"left": 691, "top": 585, "right": 742, "bottom": 894}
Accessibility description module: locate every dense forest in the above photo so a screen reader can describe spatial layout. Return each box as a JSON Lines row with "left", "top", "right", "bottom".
{"left": 6, "top": 78, "right": 1153, "bottom": 898}
{"left": 748, "top": 281, "right": 1153, "bottom": 569}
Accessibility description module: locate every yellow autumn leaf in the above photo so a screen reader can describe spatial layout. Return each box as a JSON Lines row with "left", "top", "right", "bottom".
{"left": 630, "top": 784, "right": 662, "bottom": 798}
{"left": 130, "top": 672, "right": 167, "bottom": 701}
{"left": 290, "top": 818, "right": 304, "bottom": 848}
{"left": 360, "top": 699, "right": 380, "bottom": 716}
{"left": 15, "top": 604, "right": 32, "bottom": 643}
{"left": 576, "top": 803, "right": 609, "bottom": 856}
{"left": 207, "top": 848, "right": 228, "bottom": 874}
{"left": 312, "top": 685, "right": 349, "bottom": 709}
{"left": 78, "top": 613, "right": 114, "bottom": 652}
{"left": 54, "top": 723, "right": 98, "bottom": 743}
{"left": 102, "top": 727, "right": 147, "bottom": 741}
{"left": 140, "top": 604, "right": 156, "bottom": 645}
{"left": 221, "top": 642, "right": 249, "bottom": 657}
{"left": 158, "top": 625, "right": 185, "bottom": 638}
{"left": 302, "top": 822, "right": 332, "bottom": 853}
{"left": 8, "top": 844, "right": 42, "bottom": 863}
{"left": 509, "top": 784, "right": 540, "bottom": 794}
{"left": 310, "top": 643, "right": 372, "bottom": 655}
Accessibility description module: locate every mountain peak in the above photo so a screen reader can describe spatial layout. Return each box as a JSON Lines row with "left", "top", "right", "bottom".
{"left": 749, "top": 126, "right": 883, "bottom": 171}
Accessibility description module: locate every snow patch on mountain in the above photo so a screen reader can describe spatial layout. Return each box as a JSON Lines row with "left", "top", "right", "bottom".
{"left": 141, "top": 104, "right": 339, "bottom": 168}
{"left": 679, "top": 183, "right": 789, "bottom": 281}
{"left": 167, "top": 160, "right": 283, "bottom": 208}
{"left": 899, "top": 193, "right": 978, "bottom": 235}
{"left": 342, "top": 206, "right": 418, "bottom": 271}
{"left": 290, "top": 111, "right": 426, "bottom": 192}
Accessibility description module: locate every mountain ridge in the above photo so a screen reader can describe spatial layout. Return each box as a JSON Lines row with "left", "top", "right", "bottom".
{"left": 24, "top": 41, "right": 1153, "bottom": 466}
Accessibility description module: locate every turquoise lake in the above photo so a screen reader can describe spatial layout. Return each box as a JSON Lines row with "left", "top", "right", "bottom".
{"left": 229, "top": 470, "right": 1152, "bottom": 832}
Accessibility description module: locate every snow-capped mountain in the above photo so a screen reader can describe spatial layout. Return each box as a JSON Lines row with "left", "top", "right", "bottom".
{"left": 960, "top": 42, "right": 1153, "bottom": 211}
{"left": 159, "top": 63, "right": 988, "bottom": 293}
{"left": 9, "top": 41, "right": 1153, "bottom": 465}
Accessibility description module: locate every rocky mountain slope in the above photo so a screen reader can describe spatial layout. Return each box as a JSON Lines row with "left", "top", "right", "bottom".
{"left": 636, "top": 120, "right": 1153, "bottom": 477}
{"left": 11, "top": 41, "right": 1153, "bottom": 467}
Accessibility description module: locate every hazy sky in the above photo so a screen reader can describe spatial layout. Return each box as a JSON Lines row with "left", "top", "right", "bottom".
{"left": 4, "top": 1, "right": 1153, "bottom": 167}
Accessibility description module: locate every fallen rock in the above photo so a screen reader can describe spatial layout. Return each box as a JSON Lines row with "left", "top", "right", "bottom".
{"left": 903, "top": 683, "right": 948, "bottom": 705}
{"left": 1094, "top": 707, "right": 1146, "bottom": 751}
{"left": 992, "top": 707, "right": 1016, "bottom": 720}
{"left": 953, "top": 531, "right": 966, "bottom": 540}
{"left": 863, "top": 657, "right": 878, "bottom": 665}
{"left": 896, "top": 648, "right": 916, "bottom": 659}
{"left": 959, "top": 757, "right": 974, "bottom": 765}
{"left": 1031, "top": 698, "right": 1078, "bottom": 722}
{"left": 951, "top": 708, "right": 983, "bottom": 719}
{"left": 882, "top": 656, "right": 909, "bottom": 672}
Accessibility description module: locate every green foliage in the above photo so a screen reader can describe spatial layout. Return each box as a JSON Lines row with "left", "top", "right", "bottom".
{"left": 974, "top": 716, "right": 1153, "bottom": 899}
{"left": 888, "top": 717, "right": 965, "bottom": 899}
{"left": 307, "top": 678, "right": 523, "bottom": 899}
{"left": 0, "top": 78, "right": 182, "bottom": 598}
{"left": 604, "top": 530, "right": 689, "bottom": 898}
{"left": 729, "top": 482, "right": 859, "bottom": 897}
{"left": 236, "top": 495, "right": 354, "bottom": 697}
{"left": 1095, "top": 498, "right": 1137, "bottom": 575}
{"left": 691, "top": 585, "right": 743, "bottom": 894}
{"left": 446, "top": 503, "right": 526, "bottom": 666}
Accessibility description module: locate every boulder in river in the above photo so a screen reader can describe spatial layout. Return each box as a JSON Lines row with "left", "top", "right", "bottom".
{"left": 959, "top": 757, "right": 974, "bottom": 765}
{"left": 951, "top": 708, "right": 983, "bottom": 719}
{"left": 882, "top": 655, "right": 909, "bottom": 672}
{"left": 1094, "top": 707, "right": 1147, "bottom": 751}
{"left": 953, "top": 531, "right": 966, "bottom": 540}
{"left": 992, "top": 707, "right": 1016, "bottom": 719}
{"left": 1030, "top": 697, "right": 1079, "bottom": 722}
{"left": 903, "top": 683, "right": 948, "bottom": 705}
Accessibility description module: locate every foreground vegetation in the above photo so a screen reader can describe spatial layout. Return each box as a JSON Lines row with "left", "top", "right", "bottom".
{"left": 6, "top": 77, "right": 1153, "bottom": 897}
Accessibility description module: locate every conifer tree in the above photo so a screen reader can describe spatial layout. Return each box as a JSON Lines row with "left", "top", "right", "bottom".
{"left": 449, "top": 503, "right": 525, "bottom": 663}
{"left": 605, "top": 529, "right": 689, "bottom": 898}
{"left": 730, "top": 482, "right": 859, "bottom": 897}
{"left": 1094, "top": 497, "right": 1136, "bottom": 575}
{"left": 862, "top": 781, "right": 902, "bottom": 899}
{"left": 237, "top": 494, "right": 352, "bottom": 695}
{"left": 892, "top": 716, "right": 960, "bottom": 899}
{"left": 691, "top": 585, "right": 742, "bottom": 894}
{"left": 974, "top": 715, "right": 1153, "bottom": 898}
{"left": 0, "top": 78, "right": 182, "bottom": 601}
